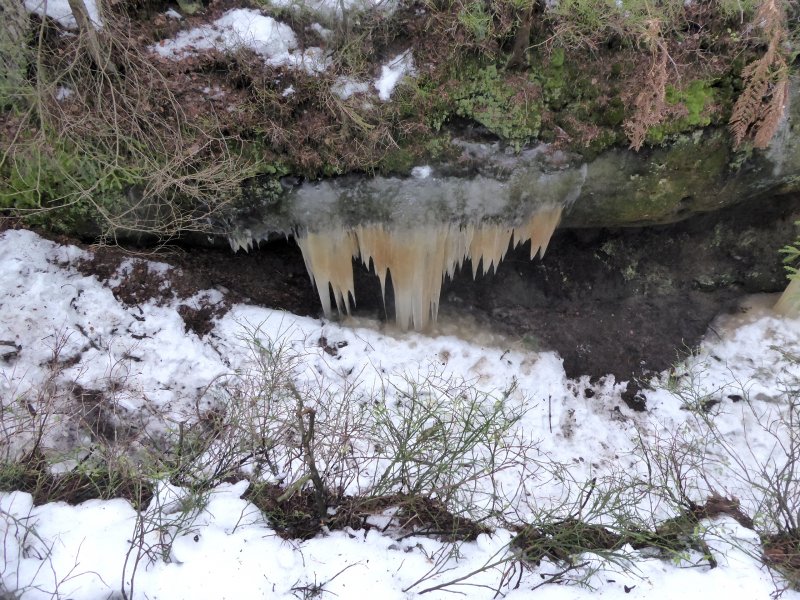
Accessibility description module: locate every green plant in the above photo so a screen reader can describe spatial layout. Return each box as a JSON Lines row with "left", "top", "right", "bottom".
{"left": 457, "top": 1, "right": 493, "bottom": 42}
{"left": 775, "top": 222, "right": 800, "bottom": 315}
{"left": 450, "top": 63, "right": 542, "bottom": 150}
{"left": 367, "top": 371, "right": 534, "bottom": 520}
{"left": 779, "top": 223, "right": 800, "bottom": 281}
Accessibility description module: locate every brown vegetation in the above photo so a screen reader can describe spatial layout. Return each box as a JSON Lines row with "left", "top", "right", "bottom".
{"left": 729, "top": 0, "right": 791, "bottom": 149}
{"left": 623, "top": 19, "right": 670, "bottom": 151}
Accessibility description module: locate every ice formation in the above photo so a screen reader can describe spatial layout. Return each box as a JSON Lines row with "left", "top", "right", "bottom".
{"left": 296, "top": 206, "right": 562, "bottom": 329}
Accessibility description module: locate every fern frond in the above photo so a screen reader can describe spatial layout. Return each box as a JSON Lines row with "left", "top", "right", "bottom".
{"left": 624, "top": 45, "right": 668, "bottom": 151}
{"left": 729, "top": 51, "right": 774, "bottom": 146}
{"left": 728, "top": 0, "right": 789, "bottom": 149}
{"left": 753, "top": 75, "right": 789, "bottom": 149}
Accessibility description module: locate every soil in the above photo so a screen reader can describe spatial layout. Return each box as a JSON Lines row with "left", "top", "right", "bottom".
{"left": 16, "top": 191, "right": 800, "bottom": 389}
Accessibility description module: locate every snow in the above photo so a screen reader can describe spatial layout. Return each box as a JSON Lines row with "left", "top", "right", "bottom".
{"left": 1, "top": 229, "right": 800, "bottom": 599}
{"left": 332, "top": 52, "right": 417, "bottom": 101}
{"left": 375, "top": 50, "right": 416, "bottom": 100}
{"left": 309, "top": 22, "right": 333, "bottom": 39}
{"left": 411, "top": 165, "right": 432, "bottom": 179}
{"left": 152, "top": 8, "right": 329, "bottom": 73}
{"left": 23, "top": 0, "right": 102, "bottom": 29}
{"left": 151, "top": 7, "right": 417, "bottom": 95}
{"left": 55, "top": 86, "right": 73, "bottom": 101}
{"left": 268, "top": 0, "right": 397, "bottom": 18}
{"left": 332, "top": 76, "right": 371, "bottom": 99}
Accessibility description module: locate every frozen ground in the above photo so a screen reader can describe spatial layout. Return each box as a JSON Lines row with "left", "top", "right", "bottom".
{"left": 1, "top": 228, "right": 800, "bottom": 599}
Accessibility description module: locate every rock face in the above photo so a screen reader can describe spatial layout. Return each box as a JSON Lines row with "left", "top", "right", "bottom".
{"left": 218, "top": 77, "right": 800, "bottom": 384}
{"left": 233, "top": 76, "right": 800, "bottom": 241}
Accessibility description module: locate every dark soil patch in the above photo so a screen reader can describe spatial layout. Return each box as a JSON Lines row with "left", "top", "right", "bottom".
{"left": 621, "top": 381, "right": 647, "bottom": 412}
{"left": 177, "top": 303, "right": 223, "bottom": 337}
{"left": 73, "top": 245, "right": 236, "bottom": 336}
{"left": 243, "top": 484, "right": 490, "bottom": 542}
{"left": 75, "top": 246, "right": 209, "bottom": 306}
{"left": 74, "top": 383, "right": 140, "bottom": 443}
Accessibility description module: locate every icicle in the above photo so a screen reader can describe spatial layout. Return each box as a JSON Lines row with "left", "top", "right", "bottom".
{"left": 295, "top": 229, "right": 359, "bottom": 316}
{"left": 514, "top": 206, "right": 563, "bottom": 259}
{"left": 775, "top": 278, "right": 800, "bottom": 316}
{"left": 294, "top": 206, "right": 563, "bottom": 330}
{"left": 468, "top": 225, "right": 514, "bottom": 278}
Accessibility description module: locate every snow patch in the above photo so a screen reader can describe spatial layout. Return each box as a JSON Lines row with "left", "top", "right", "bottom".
{"left": 411, "top": 165, "right": 432, "bottom": 179}
{"left": 55, "top": 86, "right": 73, "bottom": 101}
{"left": 268, "top": 0, "right": 397, "bottom": 18}
{"left": 153, "top": 8, "right": 329, "bottom": 73}
{"left": 24, "top": 0, "right": 102, "bottom": 29}
{"left": 332, "top": 76, "right": 371, "bottom": 100}
{"left": 374, "top": 50, "right": 416, "bottom": 101}
{"left": 2, "top": 229, "right": 800, "bottom": 599}
{"left": 309, "top": 22, "right": 333, "bottom": 39}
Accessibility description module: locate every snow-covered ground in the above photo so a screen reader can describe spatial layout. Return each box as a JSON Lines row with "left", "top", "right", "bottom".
{"left": 150, "top": 6, "right": 416, "bottom": 95}
{"left": 1, "top": 228, "right": 800, "bottom": 599}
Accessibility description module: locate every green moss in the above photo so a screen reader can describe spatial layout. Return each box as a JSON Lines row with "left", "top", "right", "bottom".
{"left": 542, "top": 49, "right": 567, "bottom": 109}
{"left": 567, "top": 130, "right": 735, "bottom": 226}
{"left": 549, "top": 47, "right": 566, "bottom": 68}
{"left": 645, "top": 79, "right": 717, "bottom": 145}
{"left": 449, "top": 62, "right": 543, "bottom": 150}
{"left": 423, "top": 134, "right": 460, "bottom": 163}
{"left": 666, "top": 79, "right": 714, "bottom": 126}
{"left": 372, "top": 133, "right": 459, "bottom": 175}
{"left": 376, "top": 146, "right": 417, "bottom": 175}
{"left": 600, "top": 97, "right": 626, "bottom": 127}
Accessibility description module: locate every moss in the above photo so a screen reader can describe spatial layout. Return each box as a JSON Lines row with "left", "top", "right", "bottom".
{"left": 600, "top": 97, "right": 626, "bottom": 127}
{"left": 645, "top": 79, "right": 718, "bottom": 145}
{"left": 423, "top": 134, "right": 455, "bottom": 160}
{"left": 567, "top": 129, "right": 736, "bottom": 226}
{"left": 449, "top": 62, "right": 543, "bottom": 150}
{"left": 666, "top": 79, "right": 715, "bottom": 126}
{"left": 542, "top": 48, "right": 568, "bottom": 109}
{"left": 549, "top": 47, "right": 566, "bottom": 69}
{"left": 376, "top": 146, "right": 418, "bottom": 175}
